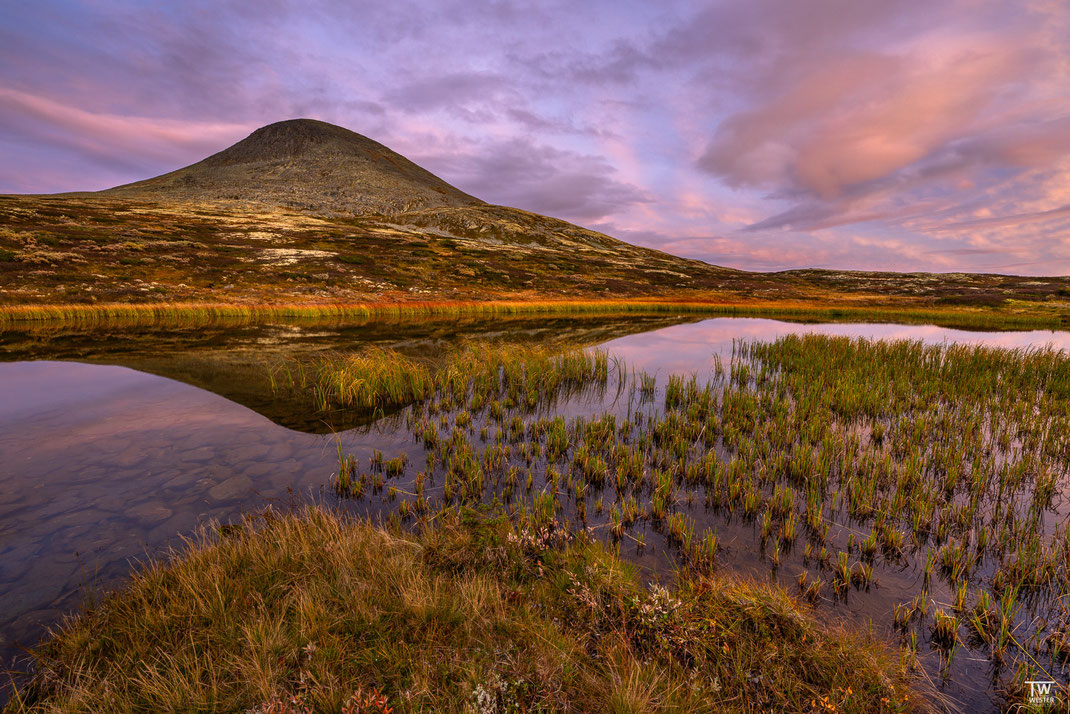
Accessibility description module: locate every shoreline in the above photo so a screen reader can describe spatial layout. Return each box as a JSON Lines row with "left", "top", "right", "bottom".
{"left": 1, "top": 297, "right": 1066, "bottom": 331}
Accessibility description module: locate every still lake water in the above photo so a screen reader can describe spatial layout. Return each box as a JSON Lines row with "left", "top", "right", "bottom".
{"left": 3, "top": 315, "right": 1070, "bottom": 710}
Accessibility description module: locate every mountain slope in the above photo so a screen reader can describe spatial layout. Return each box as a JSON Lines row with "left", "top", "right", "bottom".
{"left": 96, "top": 117, "right": 739, "bottom": 267}
{"left": 103, "top": 119, "right": 482, "bottom": 215}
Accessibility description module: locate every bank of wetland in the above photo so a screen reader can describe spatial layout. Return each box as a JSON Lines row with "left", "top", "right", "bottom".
{"left": 6, "top": 323, "right": 1070, "bottom": 712}
{"left": 2, "top": 297, "right": 1069, "bottom": 333}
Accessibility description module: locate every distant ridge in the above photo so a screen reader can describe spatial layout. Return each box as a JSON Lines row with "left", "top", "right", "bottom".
{"left": 103, "top": 118, "right": 482, "bottom": 215}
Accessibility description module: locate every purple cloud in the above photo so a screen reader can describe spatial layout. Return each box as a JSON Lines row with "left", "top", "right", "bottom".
{"left": 419, "top": 137, "right": 653, "bottom": 222}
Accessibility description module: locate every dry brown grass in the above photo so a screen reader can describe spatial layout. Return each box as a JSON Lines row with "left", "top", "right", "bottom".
{"left": 6, "top": 507, "right": 930, "bottom": 713}
{"left": 0, "top": 296, "right": 1063, "bottom": 331}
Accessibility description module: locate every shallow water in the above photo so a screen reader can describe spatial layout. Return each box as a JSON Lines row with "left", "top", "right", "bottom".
{"left": 3, "top": 315, "right": 1070, "bottom": 710}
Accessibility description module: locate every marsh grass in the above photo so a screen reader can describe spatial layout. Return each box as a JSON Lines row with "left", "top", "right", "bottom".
{"left": 273, "top": 342, "right": 620, "bottom": 414}
{"left": 305, "top": 332, "right": 1070, "bottom": 704}
{"left": 0, "top": 298, "right": 1064, "bottom": 331}
{"left": 6, "top": 506, "right": 925, "bottom": 713}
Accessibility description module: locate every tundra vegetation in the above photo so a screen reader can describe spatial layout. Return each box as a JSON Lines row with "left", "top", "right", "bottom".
{"left": 2, "top": 193, "right": 1070, "bottom": 332}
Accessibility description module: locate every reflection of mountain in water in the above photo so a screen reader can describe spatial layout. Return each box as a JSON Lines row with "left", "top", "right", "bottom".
{"left": 0, "top": 314, "right": 700, "bottom": 433}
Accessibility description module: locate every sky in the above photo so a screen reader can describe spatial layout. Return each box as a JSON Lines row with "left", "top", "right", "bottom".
{"left": 2, "top": 0, "right": 1069, "bottom": 275}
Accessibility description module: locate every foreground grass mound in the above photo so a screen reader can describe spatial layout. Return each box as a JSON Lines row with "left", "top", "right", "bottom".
{"left": 8, "top": 508, "right": 924, "bottom": 713}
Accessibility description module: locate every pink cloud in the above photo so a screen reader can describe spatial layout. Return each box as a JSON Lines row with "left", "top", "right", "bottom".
{"left": 0, "top": 86, "right": 254, "bottom": 172}
{"left": 699, "top": 32, "right": 1049, "bottom": 200}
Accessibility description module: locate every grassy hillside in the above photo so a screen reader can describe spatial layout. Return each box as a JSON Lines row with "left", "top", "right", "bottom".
{"left": 0, "top": 195, "right": 745, "bottom": 304}
{"left": 2, "top": 195, "right": 1069, "bottom": 327}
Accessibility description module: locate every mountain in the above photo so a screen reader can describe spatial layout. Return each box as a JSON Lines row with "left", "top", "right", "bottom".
{"left": 0, "top": 119, "right": 754, "bottom": 303}
{"left": 95, "top": 118, "right": 741, "bottom": 277}
{"left": 2, "top": 119, "right": 1068, "bottom": 311}
{"left": 104, "top": 119, "right": 482, "bottom": 215}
